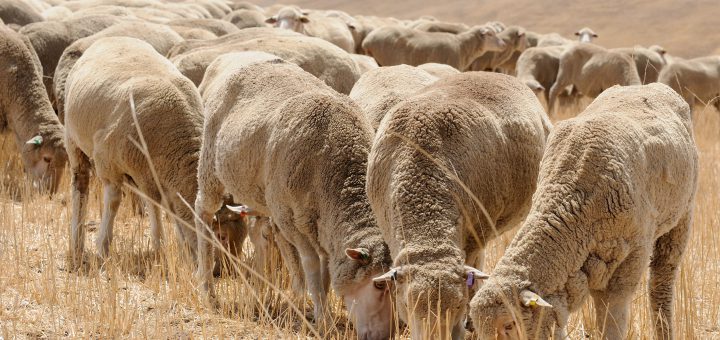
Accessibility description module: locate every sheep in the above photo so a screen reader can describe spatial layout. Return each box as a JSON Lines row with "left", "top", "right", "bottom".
{"left": 166, "top": 18, "right": 239, "bottom": 36}
{"left": 469, "top": 26, "right": 528, "bottom": 72}
{"left": 0, "top": 25, "right": 67, "bottom": 193}
{"left": 42, "top": 6, "right": 73, "bottom": 21}
{"left": 54, "top": 21, "right": 184, "bottom": 123}
{"left": 362, "top": 25, "right": 506, "bottom": 70}
{"left": 0, "top": 0, "right": 44, "bottom": 26}
{"left": 194, "top": 52, "right": 393, "bottom": 339}
{"left": 349, "top": 64, "right": 438, "bottom": 130}
{"left": 612, "top": 45, "right": 667, "bottom": 84}
{"left": 171, "top": 26, "right": 217, "bottom": 40}
{"left": 469, "top": 83, "right": 698, "bottom": 340}
{"left": 222, "top": 9, "right": 267, "bottom": 29}
{"left": 658, "top": 55, "right": 720, "bottom": 111}
{"left": 367, "top": 72, "right": 551, "bottom": 340}
{"left": 64, "top": 37, "right": 204, "bottom": 266}
{"left": 417, "top": 62, "right": 460, "bottom": 78}
{"left": 265, "top": 6, "right": 355, "bottom": 53}
{"left": 171, "top": 33, "right": 361, "bottom": 94}
{"left": 535, "top": 32, "right": 574, "bottom": 47}
{"left": 352, "top": 15, "right": 403, "bottom": 54}
{"left": 226, "top": 0, "right": 264, "bottom": 12}
{"left": 574, "top": 27, "right": 598, "bottom": 43}
{"left": 409, "top": 19, "right": 469, "bottom": 34}
{"left": 248, "top": 216, "right": 306, "bottom": 296}
{"left": 516, "top": 45, "right": 565, "bottom": 103}
{"left": 19, "top": 15, "right": 125, "bottom": 109}
{"left": 166, "top": 26, "right": 301, "bottom": 58}
{"left": 549, "top": 43, "right": 641, "bottom": 112}
{"left": 350, "top": 53, "right": 379, "bottom": 75}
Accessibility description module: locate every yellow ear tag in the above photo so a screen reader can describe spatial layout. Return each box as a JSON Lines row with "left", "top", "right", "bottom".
{"left": 529, "top": 299, "right": 537, "bottom": 308}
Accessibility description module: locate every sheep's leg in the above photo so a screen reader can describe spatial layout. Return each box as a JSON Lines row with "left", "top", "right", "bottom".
{"left": 548, "top": 74, "right": 570, "bottom": 115}
{"left": 297, "top": 246, "right": 329, "bottom": 327}
{"left": 67, "top": 142, "right": 92, "bottom": 270}
{"left": 96, "top": 180, "right": 122, "bottom": 260}
{"left": 147, "top": 198, "right": 163, "bottom": 251}
{"left": 193, "top": 174, "right": 225, "bottom": 299}
{"left": 649, "top": 214, "right": 690, "bottom": 340}
{"left": 320, "top": 255, "right": 331, "bottom": 296}
{"left": 273, "top": 226, "right": 306, "bottom": 296}
{"left": 591, "top": 249, "right": 649, "bottom": 340}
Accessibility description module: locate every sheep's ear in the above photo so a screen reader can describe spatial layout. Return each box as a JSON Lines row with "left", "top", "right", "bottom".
{"left": 520, "top": 290, "right": 552, "bottom": 308}
{"left": 373, "top": 267, "right": 403, "bottom": 283}
{"left": 265, "top": 16, "right": 278, "bottom": 24}
{"left": 592, "top": 33, "right": 599, "bottom": 38}
{"left": 345, "top": 248, "right": 371, "bottom": 264}
{"left": 226, "top": 204, "right": 251, "bottom": 217}
{"left": 299, "top": 15, "right": 310, "bottom": 23}
{"left": 26, "top": 135, "right": 43, "bottom": 146}
{"left": 464, "top": 265, "right": 489, "bottom": 287}
{"left": 517, "top": 29, "right": 525, "bottom": 37}
{"left": 347, "top": 23, "right": 356, "bottom": 30}
{"left": 574, "top": 31, "right": 580, "bottom": 36}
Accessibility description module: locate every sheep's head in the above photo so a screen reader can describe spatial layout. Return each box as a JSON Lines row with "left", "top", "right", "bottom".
{"left": 499, "top": 26, "right": 528, "bottom": 52}
{"left": 476, "top": 27, "right": 507, "bottom": 53}
{"left": 341, "top": 247, "right": 394, "bottom": 340}
{"left": 470, "top": 280, "right": 556, "bottom": 340}
{"left": 20, "top": 132, "right": 67, "bottom": 194}
{"left": 265, "top": 6, "right": 309, "bottom": 32}
{"left": 373, "top": 264, "right": 488, "bottom": 339}
{"left": 212, "top": 196, "right": 249, "bottom": 258}
{"left": 575, "top": 27, "right": 598, "bottom": 43}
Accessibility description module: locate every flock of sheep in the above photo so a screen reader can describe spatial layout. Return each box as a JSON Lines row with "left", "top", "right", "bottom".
{"left": 0, "top": 0, "right": 711, "bottom": 339}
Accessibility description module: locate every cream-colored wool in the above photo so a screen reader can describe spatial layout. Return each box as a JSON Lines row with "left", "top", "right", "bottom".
{"left": 350, "top": 53, "right": 379, "bottom": 75}
{"left": 659, "top": 55, "right": 720, "bottom": 111}
{"left": 194, "top": 54, "right": 392, "bottom": 339}
{"left": 165, "top": 26, "right": 300, "bottom": 58}
{"left": 417, "top": 63, "right": 460, "bottom": 78}
{"left": 0, "top": 0, "right": 43, "bottom": 26}
{"left": 367, "top": 72, "right": 551, "bottom": 339}
{"left": 0, "top": 24, "right": 67, "bottom": 193}
{"left": 470, "top": 83, "right": 698, "bottom": 340}
{"left": 549, "top": 43, "right": 641, "bottom": 111}
{"left": 361, "top": 25, "right": 506, "bottom": 70}
{"left": 515, "top": 45, "right": 565, "bottom": 103}
{"left": 166, "top": 18, "right": 239, "bottom": 36}
{"left": 469, "top": 26, "right": 528, "bottom": 72}
{"left": 266, "top": 6, "right": 355, "bottom": 53}
{"left": 349, "top": 64, "right": 438, "bottom": 130}
{"left": 64, "top": 37, "right": 204, "bottom": 267}
{"left": 612, "top": 45, "right": 667, "bottom": 84}
{"left": 222, "top": 9, "right": 267, "bottom": 29}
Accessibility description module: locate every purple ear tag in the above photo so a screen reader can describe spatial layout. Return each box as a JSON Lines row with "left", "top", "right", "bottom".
{"left": 466, "top": 272, "right": 475, "bottom": 287}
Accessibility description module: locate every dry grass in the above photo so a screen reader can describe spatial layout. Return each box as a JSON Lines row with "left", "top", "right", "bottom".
{"left": 1, "top": 97, "right": 719, "bottom": 339}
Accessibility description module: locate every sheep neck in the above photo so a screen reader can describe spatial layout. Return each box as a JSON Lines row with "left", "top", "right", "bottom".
{"left": 458, "top": 31, "right": 487, "bottom": 70}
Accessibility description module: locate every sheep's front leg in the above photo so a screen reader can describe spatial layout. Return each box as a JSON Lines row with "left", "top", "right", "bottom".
{"left": 591, "top": 248, "right": 649, "bottom": 340}
{"left": 649, "top": 214, "right": 690, "bottom": 340}
{"left": 67, "top": 142, "right": 91, "bottom": 269}
{"left": 96, "top": 180, "right": 122, "bottom": 260}
{"left": 298, "top": 248, "right": 329, "bottom": 328}
{"left": 147, "top": 199, "right": 163, "bottom": 251}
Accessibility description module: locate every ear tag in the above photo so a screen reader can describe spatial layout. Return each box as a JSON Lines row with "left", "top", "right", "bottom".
{"left": 466, "top": 271, "right": 475, "bottom": 287}
{"left": 391, "top": 269, "right": 398, "bottom": 281}
{"left": 529, "top": 299, "right": 538, "bottom": 308}
{"left": 360, "top": 252, "right": 369, "bottom": 261}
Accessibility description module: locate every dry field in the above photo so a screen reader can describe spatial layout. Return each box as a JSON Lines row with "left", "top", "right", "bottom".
{"left": 2, "top": 1, "right": 720, "bottom": 339}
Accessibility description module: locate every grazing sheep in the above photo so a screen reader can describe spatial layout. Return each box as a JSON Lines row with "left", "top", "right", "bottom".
{"left": 166, "top": 26, "right": 301, "bottom": 58}
{"left": 410, "top": 19, "right": 469, "bottom": 34}
{"left": 469, "top": 26, "right": 528, "bottom": 72}
{"left": 470, "top": 83, "right": 698, "bottom": 340}
{"left": 658, "top": 55, "right": 720, "bottom": 111}
{"left": 352, "top": 15, "right": 402, "bottom": 54}
{"left": 417, "top": 62, "right": 460, "bottom": 78}
{"left": 350, "top": 53, "right": 379, "bottom": 75}
{"left": 171, "top": 34, "right": 361, "bottom": 94}
{"left": 0, "top": 0, "right": 43, "bottom": 26}
{"left": 194, "top": 53, "right": 393, "bottom": 339}
{"left": 574, "top": 27, "right": 597, "bottom": 43}
{"left": 64, "top": 37, "right": 204, "bottom": 266}
{"left": 0, "top": 25, "right": 67, "bottom": 193}
{"left": 19, "top": 15, "right": 125, "bottom": 109}
{"left": 549, "top": 43, "right": 641, "bottom": 112}
{"left": 54, "top": 21, "right": 184, "bottom": 122}
{"left": 265, "top": 6, "right": 355, "bottom": 53}
{"left": 362, "top": 25, "right": 506, "bottom": 70}
{"left": 367, "top": 72, "right": 551, "bottom": 339}
{"left": 222, "top": 9, "right": 267, "bottom": 29}
{"left": 613, "top": 45, "right": 667, "bottom": 84}
{"left": 516, "top": 45, "right": 565, "bottom": 103}
{"left": 166, "top": 18, "right": 239, "bottom": 36}
{"left": 349, "top": 64, "right": 437, "bottom": 130}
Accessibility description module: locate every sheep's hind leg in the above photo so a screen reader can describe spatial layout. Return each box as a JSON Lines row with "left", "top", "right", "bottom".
{"left": 96, "top": 179, "right": 123, "bottom": 261}
{"left": 649, "top": 213, "right": 690, "bottom": 340}
{"left": 67, "top": 142, "right": 92, "bottom": 270}
{"left": 590, "top": 248, "right": 649, "bottom": 340}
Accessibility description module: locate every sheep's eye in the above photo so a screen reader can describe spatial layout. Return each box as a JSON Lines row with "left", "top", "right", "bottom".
{"left": 373, "top": 281, "right": 386, "bottom": 290}
{"left": 43, "top": 156, "right": 52, "bottom": 163}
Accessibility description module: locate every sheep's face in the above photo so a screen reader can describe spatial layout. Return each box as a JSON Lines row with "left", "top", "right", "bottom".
{"left": 482, "top": 30, "right": 507, "bottom": 53}
{"left": 343, "top": 248, "right": 394, "bottom": 340}
{"left": 470, "top": 285, "right": 555, "bottom": 340}
{"left": 212, "top": 204, "right": 248, "bottom": 258}
{"left": 265, "top": 7, "right": 308, "bottom": 32}
{"left": 20, "top": 134, "right": 67, "bottom": 194}
{"left": 373, "top": 265, "right": 488, "bottom": 339}
{"left": 575, "top": 27, "right": 598, "bottom": 43}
